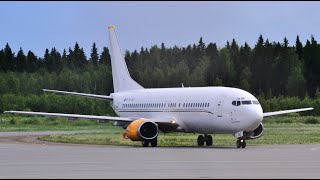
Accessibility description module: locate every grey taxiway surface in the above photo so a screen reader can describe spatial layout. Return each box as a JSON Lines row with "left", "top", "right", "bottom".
{"left": 0, "top": 132, "right": 320, "bottom": 179}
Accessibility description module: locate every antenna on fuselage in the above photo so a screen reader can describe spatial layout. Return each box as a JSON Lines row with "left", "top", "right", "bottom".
{"left": 181, "top": 83, "right": 184, "bottom": 88}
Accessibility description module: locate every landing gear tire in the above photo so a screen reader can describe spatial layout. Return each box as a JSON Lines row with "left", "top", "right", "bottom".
{"left": 142, "top": 140, "right": 149, "bottom": 147}
{"left": 150, "top": 138, "right": 158, "bottom": 147}
{"left": 236, "top": 140, "right": 241, "bottom": 148}
{"left": 205, "top": 135, "right": 213, "bottom": 146}
{"left": 241, "top": 140, "right": 246, "bottom": 148}
{"left": 236, "top": 139, "right": 246, "bottom": 148}
{"left": 197, "top": 135, "right": 205, "bottom": 146}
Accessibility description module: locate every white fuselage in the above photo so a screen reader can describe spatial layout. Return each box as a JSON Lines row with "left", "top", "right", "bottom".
{"left": 111, "top": 86, "right": 263, "bottom": 134}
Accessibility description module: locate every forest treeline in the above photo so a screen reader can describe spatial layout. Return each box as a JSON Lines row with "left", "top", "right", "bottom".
{"left": 1, "top": 35, "right": 320, "bottom": 115}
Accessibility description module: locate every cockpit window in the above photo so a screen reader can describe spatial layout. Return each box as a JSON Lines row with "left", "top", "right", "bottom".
{"left": 241, "top": 100, "right": 252, "bottom": 105}
{"left": 233, "top": 100, "right": 260, "bottom": 106}
{"left": 232, "top": 101, "right": 241, "bottom": 106}
{"left": 252, "top": 100, "right": 260, "bottom": 105}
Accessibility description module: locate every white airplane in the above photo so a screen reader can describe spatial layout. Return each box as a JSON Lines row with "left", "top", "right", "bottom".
{"left": 4, "top": 26, "right": 314, "bottom": 148}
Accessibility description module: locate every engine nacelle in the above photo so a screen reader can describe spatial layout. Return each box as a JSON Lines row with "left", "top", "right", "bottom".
{"left": 124, "top": 119, "right": 158, "bottom": 141}
{"left": 243, "top": 123, "right": 264, "bottom": 140}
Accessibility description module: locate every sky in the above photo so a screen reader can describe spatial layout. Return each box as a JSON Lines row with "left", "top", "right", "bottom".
{"left": 1, "top": 1, "right": 320, "bottom": 58}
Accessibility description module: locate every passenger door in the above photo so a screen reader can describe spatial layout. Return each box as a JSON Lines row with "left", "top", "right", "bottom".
{"left": 229, "top": 100, "right": 240, "bottom": 131}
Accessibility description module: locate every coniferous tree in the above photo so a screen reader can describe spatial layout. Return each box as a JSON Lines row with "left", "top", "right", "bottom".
{"left": 252, "top": 34, "right": 265, "bottom": 95}
{"left": 295, "top": 35, "right": 303, "bottom": 60}
{"left": 283, "top": 37, "right": 289, "bottom": 48}
{"left": 159, "top": 42, "right": 165, "bottom": 57}
{"left": 4, "top": 43, "right": 15, "bottom": 71}
{"left": 73, "top": 42, "right": 81, "bottom": 68}
{"left": 220, "top": 47, "right": 235, "bottom": 87}
{"left": 197, "top": 37, "right": 206, "bottom": 57}
{"left": 276, "top": 37, "right": 291, "bottom": 96}
{"left": 79, "top": 47, "right": 87, "bottom": 67}
{"left": 226, "top": 41, "right": 230, "bottom": 49}
{"left": 206, "top": 43, "right": 219, "bottom": 86}
{"left": 26, "top": 51, "right": 38, "bottom": 73}
{"left": 61, "top": 49, "right": 68, "bottom": 68}
{"left": 2, "top": 32, "right": 320, "bottom": 112}
{"left": 184, "top": 45, "right": 194, "bottom": 70}
{"left": 16, "top": 48, "right": 27, "bottom": 72}
{"left": 305, "top": 36, "right": 320, "bottom": 97}
{"left": 99, "top": 47, "right": 111, "bottom": 66}
{"left": 0, "top": 50, "right": 5, "bottom": 71}
{"left": 239, "top": 42, "right": 252, "bottom": 69}
{"left": 230, "top": 39, "right": 240, "bottom": 86}
{"left": 90, "top": 42, "right": 99, "bottom": 66}
{"left": 44, "top": 48, "right": 50, "bottom": 70}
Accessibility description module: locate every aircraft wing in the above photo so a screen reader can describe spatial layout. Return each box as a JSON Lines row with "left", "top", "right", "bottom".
{"left": 263, "top": 107, "right": 314, "bottom": 117}
{"left": 3, "top": 111, "right": 180, "bottom": 131}
{"left": 4, "top": 111, "right": 131, "bottom": 121}
{"left": 42, "top": 89, "right": 113, "bottom": 101}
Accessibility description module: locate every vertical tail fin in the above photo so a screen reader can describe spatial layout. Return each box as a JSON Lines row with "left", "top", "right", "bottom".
{"left": 108, "top": 26, "right": 143, "bottom": 92}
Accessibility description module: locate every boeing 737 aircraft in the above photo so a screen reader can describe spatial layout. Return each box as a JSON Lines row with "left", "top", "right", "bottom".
{"left": 4, "top": 26, "right": 314, "bottom": 148}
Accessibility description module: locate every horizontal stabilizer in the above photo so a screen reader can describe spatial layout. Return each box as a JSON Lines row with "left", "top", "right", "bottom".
{"left": 43, "top": 89, "right": 113, "bottom": 101}
{"left": 263, "top": 107, "right": 314, "bottom": 117}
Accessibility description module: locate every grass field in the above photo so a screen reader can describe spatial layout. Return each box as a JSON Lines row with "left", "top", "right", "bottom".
{"left": 0, "top": 115, "right": 107, "bottom": 132}
{"left": 39, "top": 123, "right": 320, "bottom": 147}
{"left": 1, "top": 114, "right": 320, "bottom": 147}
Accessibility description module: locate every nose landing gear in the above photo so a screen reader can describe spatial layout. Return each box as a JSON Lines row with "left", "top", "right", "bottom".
{"left": 197, "top": 134, "right": 213, "bottom": 146}
{"left": 236, "top": 139, "right": 246, "bottom": 148}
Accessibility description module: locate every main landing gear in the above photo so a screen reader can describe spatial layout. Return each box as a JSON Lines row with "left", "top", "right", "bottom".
{"left": 236, "top": 139, "right": 246, "bottom": 148}
{"left": 142, "top": 138, "right": 158, "bottom": 147}
{"left": 197, "top": 134, "right": 213, "bottom": 146}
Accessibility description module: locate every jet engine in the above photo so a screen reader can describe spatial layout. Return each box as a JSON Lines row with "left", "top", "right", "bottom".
{"left": 243, "top": 123, "right": 264, "bottom": 139}
{"left": 123, "top": 119, "right": 158, "bottom": 141}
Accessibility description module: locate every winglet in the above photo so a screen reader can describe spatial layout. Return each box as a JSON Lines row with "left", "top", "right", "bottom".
{"left": 108, "top": 25, "right": 115, "bottom": 29}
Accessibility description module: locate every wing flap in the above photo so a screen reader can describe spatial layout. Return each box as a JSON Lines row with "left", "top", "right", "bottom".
{"left": 42, "top": 89, "right": 113, "bottom": 101}
{"left": 263, "top": 107, "right": 314, "bottom": 117}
